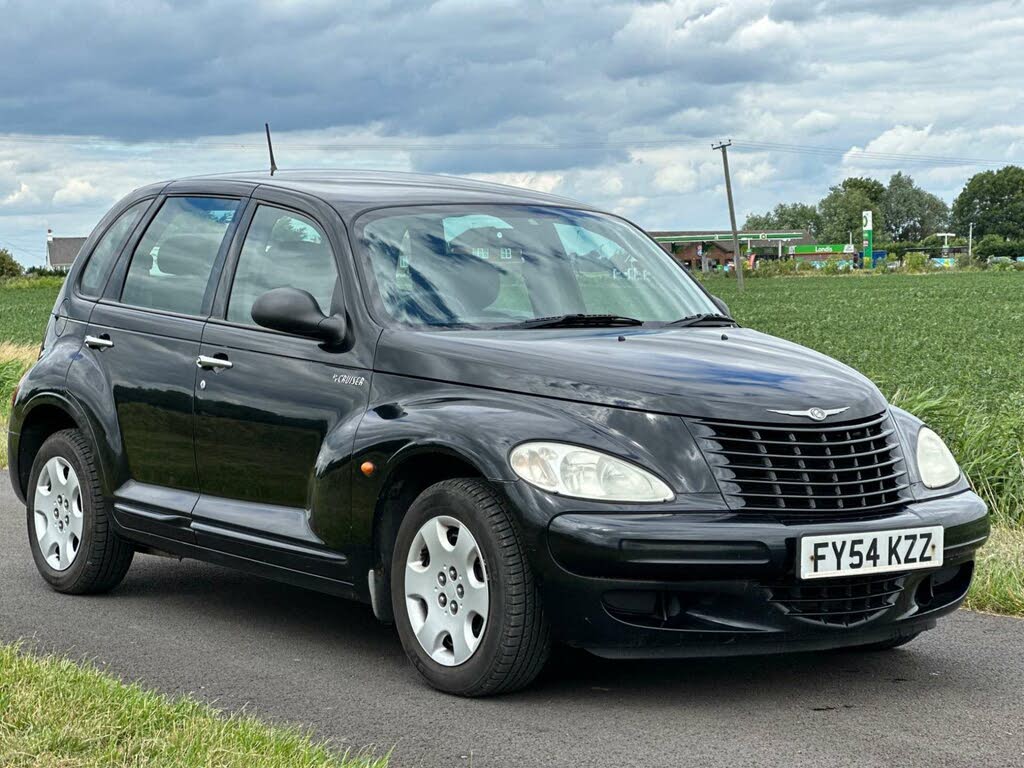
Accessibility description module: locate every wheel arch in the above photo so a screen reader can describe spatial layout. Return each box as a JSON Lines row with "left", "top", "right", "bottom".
{"left": 13, "top": 394, "right": 101, "bottom": 503}
{"left": 371, "top": 444, "right": 492, "bottom": 580}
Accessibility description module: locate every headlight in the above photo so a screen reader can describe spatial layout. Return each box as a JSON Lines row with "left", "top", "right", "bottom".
{"left": 916, "top": 427, "right": 960, "bottom": 488}
{"left": 509, "top": 442, "right": 674, "bottom": 502}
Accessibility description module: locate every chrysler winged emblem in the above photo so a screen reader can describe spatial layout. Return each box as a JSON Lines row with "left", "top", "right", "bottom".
{"left": 766, "top": 406, "right": 850, "bottom": 421}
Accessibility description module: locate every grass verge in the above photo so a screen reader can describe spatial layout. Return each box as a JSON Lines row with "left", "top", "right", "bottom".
{"left": 0, "top": 342, "right": 39, "bottom": 468}
{"left": 966, "top": 526, "right": 1024, "bottom": 616}
{"left": 0, "top": 643, "right": 387, "bottom": 768}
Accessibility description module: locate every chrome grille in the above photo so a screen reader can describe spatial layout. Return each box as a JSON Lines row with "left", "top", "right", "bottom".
{"left": 691, "top": 412, "right": 910, "bottom": 517}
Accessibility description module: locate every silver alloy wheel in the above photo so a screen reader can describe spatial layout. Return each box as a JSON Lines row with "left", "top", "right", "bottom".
{"left": 404, "top": 515, "right": 489, "bottom": 667}
{"left": 33, "top": 456, "right": 84, "bottom": 571}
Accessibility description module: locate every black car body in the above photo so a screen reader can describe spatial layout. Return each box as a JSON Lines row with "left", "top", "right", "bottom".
{"left": 8, "top": 171, "right": 988, "bottom": 694}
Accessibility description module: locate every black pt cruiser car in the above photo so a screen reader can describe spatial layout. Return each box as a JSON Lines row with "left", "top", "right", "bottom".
{"left": 8, "top": 170, "right": 988, "bottom": 696}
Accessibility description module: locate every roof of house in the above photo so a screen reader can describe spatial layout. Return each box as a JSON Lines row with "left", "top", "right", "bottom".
{"left": 47, "top": 237, "right": 87, "bottom": 267}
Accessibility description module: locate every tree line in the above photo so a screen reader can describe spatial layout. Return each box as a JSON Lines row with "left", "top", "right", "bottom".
{"left": 742, "top": 165, "right": 1024, "bottom": 256}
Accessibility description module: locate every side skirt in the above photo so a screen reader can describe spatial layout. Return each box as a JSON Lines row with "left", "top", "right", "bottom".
{"left": 109, "top": 483, "right": 361, "bottom": 602}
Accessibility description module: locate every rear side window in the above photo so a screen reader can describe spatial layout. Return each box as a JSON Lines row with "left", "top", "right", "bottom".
{"left": 78, "top": 201, "right": 149, "bottom": 297}
{"left": 120, "top": 197, "right": 240, "bottom": 315}
{"left": 226, "top": 205, "right": 338, "bottom": 325}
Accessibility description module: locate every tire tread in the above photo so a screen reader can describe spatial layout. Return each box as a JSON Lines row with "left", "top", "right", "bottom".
{"left": 394, "top": 478, "right": 550, "bottom": 696}
{"left": 30, "top": 429, "right": 133, "bottom": 594}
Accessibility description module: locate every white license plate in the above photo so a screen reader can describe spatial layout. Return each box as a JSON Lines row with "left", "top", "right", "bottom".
{"left": 799, "top": 526, "right": 944, "bottom": 580}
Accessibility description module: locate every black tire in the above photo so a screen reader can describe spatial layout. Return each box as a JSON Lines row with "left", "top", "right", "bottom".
{"left": 391, "top": 478, "right": 550, "bottom": 696}
{"left": 847, "top": 632, "right": 921, "bottom": 652}
{"left": 26, "top": 429, "right": 134, "bottom": 594}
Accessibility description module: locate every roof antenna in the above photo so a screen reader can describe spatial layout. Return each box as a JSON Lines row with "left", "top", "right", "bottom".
{"left": 265, "top": 122, "right": 278, "bottom": 176}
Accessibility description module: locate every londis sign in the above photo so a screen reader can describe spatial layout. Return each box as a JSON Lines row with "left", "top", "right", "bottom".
{"left": 787, "top": 244, "right": 856, "bottom": 255}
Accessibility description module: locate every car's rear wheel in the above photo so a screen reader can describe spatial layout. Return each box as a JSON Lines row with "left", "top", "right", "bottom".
{"left": 391, "top": 478, "right": 550, "bottom": 696}
{"left": 27, "top": 429, "right": 133, "bottom": 594}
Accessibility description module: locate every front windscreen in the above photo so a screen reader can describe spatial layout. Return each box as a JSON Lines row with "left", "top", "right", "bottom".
{"left": 354, "top": 205, "right": 717, "bottom": 328}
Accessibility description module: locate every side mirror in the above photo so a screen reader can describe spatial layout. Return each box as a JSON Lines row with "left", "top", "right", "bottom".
{"left": 711, "top": 295, "right": 731, "bottom": 317}
{"left": 251, "top": 287, "right": 346, "bottom": 345}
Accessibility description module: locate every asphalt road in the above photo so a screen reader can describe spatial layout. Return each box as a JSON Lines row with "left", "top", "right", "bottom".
{"left": 2, "top": 476, "right": 1022, "bottom": 767}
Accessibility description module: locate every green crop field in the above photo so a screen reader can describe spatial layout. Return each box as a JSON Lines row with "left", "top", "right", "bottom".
{"left": 0, "top": 276, "right": 62, "bottom": 345}
{"left": 707, "top": 271, "right": 1024, "bottom": 412}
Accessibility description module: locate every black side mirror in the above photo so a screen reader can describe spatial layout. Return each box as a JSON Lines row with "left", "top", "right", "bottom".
{"left": 251, "top": 287, "right": 346, "bottom": 345}
{"left": 711, "top": 295, "right": 731, "bottom": 317}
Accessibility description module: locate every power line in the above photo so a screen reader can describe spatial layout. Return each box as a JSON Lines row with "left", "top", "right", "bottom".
{"left": 0, "top": 240, "right": 46, "bottom": 260}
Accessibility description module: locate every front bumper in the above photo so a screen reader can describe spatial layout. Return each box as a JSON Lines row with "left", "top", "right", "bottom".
{"left": 524, "top": 489, "right": 988, "bottom": 658}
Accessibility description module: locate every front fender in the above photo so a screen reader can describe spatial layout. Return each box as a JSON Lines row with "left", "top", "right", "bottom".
{"left": 349, "top": 373, "right": 725, "bottom": 545}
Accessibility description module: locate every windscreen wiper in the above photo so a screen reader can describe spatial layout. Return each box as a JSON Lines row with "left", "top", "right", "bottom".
{"left": 664, "top": 312, "right": 736, "bottom": 328}
{"left": 499, "top": 313, "right": 645, "bottom": 329}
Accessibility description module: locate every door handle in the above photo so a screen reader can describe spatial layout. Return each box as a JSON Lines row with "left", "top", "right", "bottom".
{"left": 84, "top": 334, "right": 114, "bottom": 350}
{"left": 196, "top": 354, "right": 233, "bottom": 371}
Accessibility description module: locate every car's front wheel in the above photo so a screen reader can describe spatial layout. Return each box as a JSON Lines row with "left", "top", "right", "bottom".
{"left": 391, "top": 478, "right": 550, "bottom": 696}
{"left": 27, "top": 429, "right": 134, "bottom": 594}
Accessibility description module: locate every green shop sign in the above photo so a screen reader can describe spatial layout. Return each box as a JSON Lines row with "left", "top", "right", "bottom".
{"left": 786, "top": 244, "right": 856, "bottom": 255}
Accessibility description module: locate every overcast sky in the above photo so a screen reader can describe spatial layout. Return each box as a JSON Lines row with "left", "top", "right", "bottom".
{"left": 2, "top": 0, "right": 1022, "bottom": 266}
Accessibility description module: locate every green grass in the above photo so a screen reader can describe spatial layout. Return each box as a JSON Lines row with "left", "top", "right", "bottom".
{"left": 0, "top": 342, "right": 39, "bottom": 468}
{"left": 707, "top": 271, "right": 1024, "bottom": 409}
{"left": 966, "top": 526, "right": 1024, "bottom": 615}
{"left": 0, "top": 276, "right": 62, "bottom": 345}
{"left": 0, "top": 644, "right": 387, "bottom": 768}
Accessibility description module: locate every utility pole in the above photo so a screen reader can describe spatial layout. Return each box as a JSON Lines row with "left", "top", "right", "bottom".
{"left": 712, "top": 140, "right": 744, "bottom": 290}
{"left": 968, "top": 222, "right": 974, "bottom": 262}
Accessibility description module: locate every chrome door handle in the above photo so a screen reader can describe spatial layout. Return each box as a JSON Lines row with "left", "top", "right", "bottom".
{"left": 196, "top": 355, "right": 232, "bottom": 370}
{"left": 84, "top": 334, "right": 114, "bottom": 350}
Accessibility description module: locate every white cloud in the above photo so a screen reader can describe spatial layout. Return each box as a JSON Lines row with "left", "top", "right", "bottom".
{"left": 52, "top": 178, "right": 104, "bottom": 206}
{"left": 794, "top": 111, "right": 840, "bottom": 135}
{"left": 468, "top": 171, "right": 565, "bottom": 195}
{"left": 1, "top": 182, "right": 40, "bottom": 208}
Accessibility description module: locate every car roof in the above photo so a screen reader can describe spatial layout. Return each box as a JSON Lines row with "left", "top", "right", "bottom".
{"left": 173, "top": 169, "right": 593, "bottom": 220}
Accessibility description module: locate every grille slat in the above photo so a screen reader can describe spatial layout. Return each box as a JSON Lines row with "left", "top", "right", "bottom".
{"left": 734, "top": 471, "right": 906, "bottom": 489}
{"left": 692, "top": 412, "right": 909, "bottom": 519}
{"left": 725, "top": 457, "right": 903, "bottom": 474}
{"left": 700, "top": 413, "right": 890, "bottom": 433}
{"left": 706, "top": 444, "right": 896, "bottom": 461}
{"left": 708, "top": 428, "right": 895, "bottom": 448}
{"left": 768, "top": 573, "right": 906, "bottom": 627}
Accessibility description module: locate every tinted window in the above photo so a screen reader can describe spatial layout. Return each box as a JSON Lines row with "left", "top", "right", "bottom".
{"left": 79, "top": 200, "right": 149, "bottom": 297}
{"left": 227, "top": 206, "right": 338, "bottom": 325}
{"left": 121, "top": 197, "right": 240, "bottom": 315}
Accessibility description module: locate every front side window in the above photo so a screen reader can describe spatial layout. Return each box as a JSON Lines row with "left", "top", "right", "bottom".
{"left": 226, "top": 206, "right": 338, "bottom": 325}
{"left": 120, "top": 196, "right": 240, "bottom": 315}
{"left": 355, "top": 205, "right": 717, "bottom": 328}
{"left": 78, "top": 200, "right": 149, "bottom": 297}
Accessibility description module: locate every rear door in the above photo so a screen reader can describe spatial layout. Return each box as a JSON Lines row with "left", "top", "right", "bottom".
{"left": 85, "top": 192, "right": 247, "bottom": 504}
{"left": 192, "top": 193, "right": 370, "bottom": 564}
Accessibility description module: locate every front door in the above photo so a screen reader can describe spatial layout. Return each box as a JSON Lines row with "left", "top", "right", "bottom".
{"left": 86, "top": 195, "right": 244, "bottom": 496}
{"left": 193, "top": 202, "right": 369, "bottom": 561}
